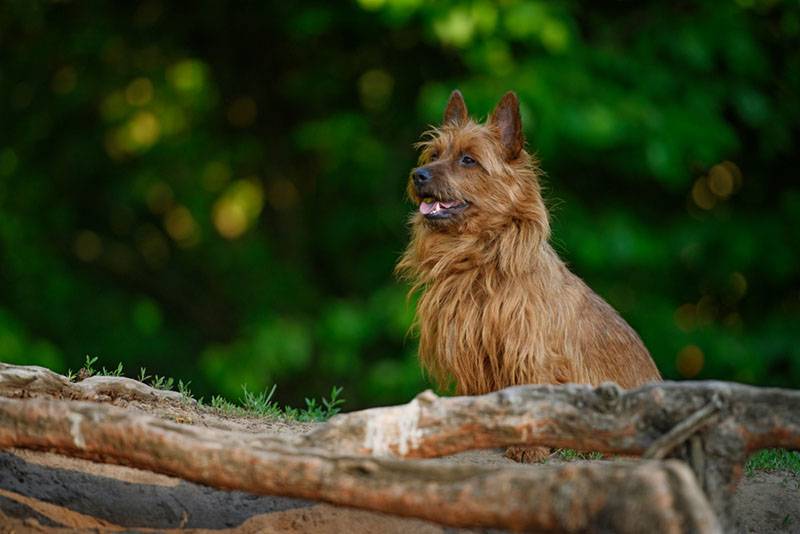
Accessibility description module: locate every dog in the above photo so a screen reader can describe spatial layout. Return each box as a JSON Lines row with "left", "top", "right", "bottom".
{"left": 396, "top": 91, "right": 661, "bottom": 461}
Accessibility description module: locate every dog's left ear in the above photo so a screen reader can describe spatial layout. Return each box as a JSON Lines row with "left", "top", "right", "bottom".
{"left": 489, "top": 91, "right": 523, "bottom": 160}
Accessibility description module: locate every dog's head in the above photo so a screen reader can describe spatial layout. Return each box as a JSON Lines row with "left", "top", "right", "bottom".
{"left": 409, "top": 90, "right": 545, "bottom": 235}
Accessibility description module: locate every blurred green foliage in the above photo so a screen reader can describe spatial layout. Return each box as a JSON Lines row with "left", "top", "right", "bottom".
{"left": 1, "top": 0, "right": 798, "bottom": 408}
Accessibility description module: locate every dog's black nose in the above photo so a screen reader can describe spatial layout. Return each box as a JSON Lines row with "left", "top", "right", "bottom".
{"left": 412, "top": 167, "right": 433, "bottom": 188}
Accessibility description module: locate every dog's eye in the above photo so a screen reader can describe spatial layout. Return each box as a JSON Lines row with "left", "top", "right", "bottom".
{"left": 429, "top": 152, "right": 439, "bottom": 162}
{"left": 460, "top": 155, "right": 477, "bottom": 166}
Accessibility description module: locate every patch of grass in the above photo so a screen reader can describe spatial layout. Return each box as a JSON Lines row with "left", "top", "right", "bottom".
{"left": 177, "top": 379, "right": 193, "bottom": 399}
{"left": 211, "top": 394, "right": 240, "bottom": 414}
{"left": 554, "top": 448, "right": 604, "bottom": 461}
{"left": 82, "top": 354, "right": 99, "bottom": 376}
{"left": 149, "top": 374, "right": 175, "bottom": 391}
{"left": 746, "top": 449, "right": 800, "bottom": 475}
{"left": 232, "top": 384, "right": 346, "bottom": 421}
{"left": 62, "top": 357, "right": 345, "bottom": 421}
{"left": 240, "top": 384, "right": 282, "bottom": 417}
{"left": 67, "top": 355, "right": 122, "bottom": 381}
{"left": 101, "top": 362, "right": 124, "bottom": 377}
{"left": 66, "top": 354, "right": 99, "bottom": 380}
{"left": 138, "top": 367, "right": 151, "bottom": 383}
{"left": 284, "top": 386, "right": 345, "bottom": 422}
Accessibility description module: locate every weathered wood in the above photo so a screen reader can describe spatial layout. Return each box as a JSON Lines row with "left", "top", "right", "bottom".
{"left": 305, "top": 381, "right": 800, "bottom": 528}
{"left": 4, "top": 363, "right": 799, "bottom": 531}
{"left": 0, "top": 396, "right": 720, "bottom": 533}
{"left": 643, "top": 394, "right": 723, "bottom": 460}
{"left": 0, "top": 363, "right": 186, "bottom": 404}
{"left": 306, "top": 382, "right": 800, "bottom": 458}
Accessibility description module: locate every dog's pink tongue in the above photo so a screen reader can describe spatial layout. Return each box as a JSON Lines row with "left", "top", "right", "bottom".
{"left": 420, "top": 201, "right": 439, "bottom": 215}
{"left": 420, "top": 200, "right": 458, "bottom": 214}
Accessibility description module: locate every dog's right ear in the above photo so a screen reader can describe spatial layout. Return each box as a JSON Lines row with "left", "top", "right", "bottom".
{"left": 443, "top": 90, "right": 468, "bottom": 126}
{"left": 489, "top": 91, "right": 523, "bottom": 160}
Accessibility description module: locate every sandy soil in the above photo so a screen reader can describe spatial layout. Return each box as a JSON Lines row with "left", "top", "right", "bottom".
{"left": 0, "top": 404, "right": 798, "bottom": 533}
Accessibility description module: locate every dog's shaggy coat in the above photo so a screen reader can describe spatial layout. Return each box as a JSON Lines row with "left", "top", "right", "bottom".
{"left": 397, "top": 91, "right": 660, "bottom": 396}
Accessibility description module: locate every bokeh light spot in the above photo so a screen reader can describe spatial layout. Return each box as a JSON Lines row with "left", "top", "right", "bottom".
{"left": 132, "top": 298, "right": 163, "bottom": 335}
{"left": 674, "top": 303, "right": 697, "bottom": 332}
{"left": 676, "top": 345, "right": 704, "bottom": 378}
{"left": 167, "top": 59, "right": 207, "bottom": 93}
{"left": 691, "top": 177, "right": 716, "bottom": 210}
{"left": 708, "top": 163, "right": 734, "bottom": 198}
{"left": 505, "top": 2, "right": 545, "bottom": 38}
{"left": 729, "top": 272, "right": 748, "bottom": 300}
{"left": 213, "top": 180, "right": 264, "bottom": 239}
{"left": 128, "top": 111, "right": 161, "bottom": 149}
{"left": 541, "top": 20, "right": 570, "bottom": 52}
{"left": 164, "top": 205, "right": 200, "bottom": 247}
{"left": 721, "top": 160, "right": 743, "bottom": 190}
{"left": 125, "top": 77, "right": 154, "bottom": 106}
{"left": 213, "top": 202, "right": 248, "bottom": 239}
{"left": 696, "top": 295, "right": 717, "bottom": 326}
{"left": 433, "top": 7, "right": 476, "bottom": 47}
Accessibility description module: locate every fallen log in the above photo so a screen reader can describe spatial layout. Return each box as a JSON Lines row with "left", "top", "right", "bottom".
{"left": 0, "top": 395, "right": 719, "bottom": 533}
{"left": 5, "top": 363, "right": 798, "bottom": 531}
{"left": 0, "top": 363, "right": 186, "bottom": 404}
{"left": 305, "top": 381, "right": 800, "bottom": 528}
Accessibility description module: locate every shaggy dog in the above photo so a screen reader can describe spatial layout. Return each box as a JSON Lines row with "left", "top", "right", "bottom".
{"left": 397, "top": 91, "right": 660, "bottom": 459}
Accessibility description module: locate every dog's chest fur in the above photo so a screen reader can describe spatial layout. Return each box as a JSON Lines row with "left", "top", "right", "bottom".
{"left": 412, "top": 238, "right": 659, "bottom": 395}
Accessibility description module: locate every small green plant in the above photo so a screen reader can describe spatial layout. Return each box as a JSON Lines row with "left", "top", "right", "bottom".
{"left": 240, "top": 384, "right": 282, "bottom": 417}
{"left": 150, "top": 374, "right": 174, "bottom": 391}
{"left": 65, "top": 356, "right": 344, "bottom": 421}
{"left": 306, "top": 385, "right": 345, "bottom": 421}
{"left": 82, "top": 355, "right": 99, "bottom": 376}
{"left": 100, "top": 362, "right": 124, "bottom": 377}
{"left": 211, "top": 395, "right": 240, "bottom": 414}
{"left": 67, "top": 356, "right": 122, "bottom": 381}
{"left": 138, "top": 367, "right": 152, "bottom": 383}
{"left": 177, "top": 379, "right": 193, "bottom": 399}
{"left": 555, "top": 448, "right": 604, "bottom": 461}
{"left": 208, "top": 384, "right": 345, "bottom": 421}
{"left": 283, "top": 386, "right": 345, "bottom": 421}
{"left": 745, "top": 448, "right": 800, "bottom": 475}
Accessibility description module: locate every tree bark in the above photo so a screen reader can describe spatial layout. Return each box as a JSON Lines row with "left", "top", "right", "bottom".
{"left": 0, "top": 363, "right": 185, "bottom": 404}
{"left": 0, "top": 396, "right": 719, "bottom": 533}
{"left": 5, "top": 363, "right": 799, "bottom": 532}
{"left": 305, "top": 381, "right": 800, "bottom": 528}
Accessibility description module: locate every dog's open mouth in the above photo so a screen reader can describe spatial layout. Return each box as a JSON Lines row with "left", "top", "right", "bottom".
{"left": 419, "top": 197, "right": 469, "bottom": 219}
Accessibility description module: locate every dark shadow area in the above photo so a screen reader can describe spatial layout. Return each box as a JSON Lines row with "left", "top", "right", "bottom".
{"left": 0, "top": 451, "right": 313, "bottom": 529}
